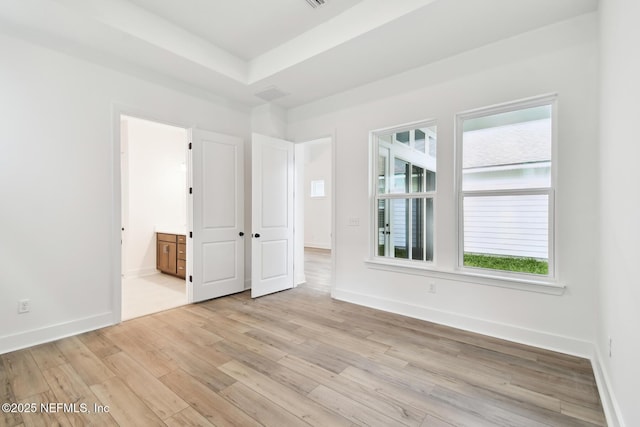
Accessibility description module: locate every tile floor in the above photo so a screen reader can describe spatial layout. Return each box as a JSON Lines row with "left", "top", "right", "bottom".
{"left": 121, "top": 273, "right": 186, "bottom": 320}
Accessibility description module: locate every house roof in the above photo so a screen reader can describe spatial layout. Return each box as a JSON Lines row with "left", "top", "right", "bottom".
{"left": 463, "top": 119, "right": 551, "bottom": 169}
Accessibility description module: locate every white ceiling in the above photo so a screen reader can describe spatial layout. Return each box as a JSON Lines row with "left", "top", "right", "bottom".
{"left": 0, "top": 0, "right": 599, "bottom": 109}
{"left": 125, "top": 0, "right": 364, "bottom": 60}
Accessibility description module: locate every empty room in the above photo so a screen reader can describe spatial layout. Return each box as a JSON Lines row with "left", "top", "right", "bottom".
{"left": 0, "top": 0, "right": 637, "bottom": 426}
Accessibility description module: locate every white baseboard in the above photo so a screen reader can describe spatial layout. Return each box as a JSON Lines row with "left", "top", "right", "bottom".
{"left": 295, "top": 274, "right": 307, "bottom": 286}
{"left": 332, "top": 289, "right": 593, "bottom": 358}
{"left": 123, "top": 267, "right": 158, "bottom": 279}
{"left": 591, "top": 346, "right": 624, "bottom": 427}
{"left": 304, "top": 242, "right": 332, "bottom": 250}
{"left": 0, "top": 312, "right": 116, "bottom": 355}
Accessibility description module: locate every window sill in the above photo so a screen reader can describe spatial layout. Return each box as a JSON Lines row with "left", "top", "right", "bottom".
{"left": 365, "top": 258, "right": 565, "bottom": 295}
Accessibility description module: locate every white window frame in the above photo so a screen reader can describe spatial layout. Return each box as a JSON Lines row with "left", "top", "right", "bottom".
{"left": 370, "top": 120, "right": 437, "bottom": 265}
{"left": 455, "top": 94, "right": 558, "bottom": 281}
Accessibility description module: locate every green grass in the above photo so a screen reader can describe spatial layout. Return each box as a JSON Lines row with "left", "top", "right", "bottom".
{"left": 463, "top": 253, "right": 548, "bottom": 275}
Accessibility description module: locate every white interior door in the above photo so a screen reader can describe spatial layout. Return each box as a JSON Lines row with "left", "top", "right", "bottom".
{"left": 189, "top": 128, "right": 245, "bottom": 302}
{"left": 251, "top": 133, "right": 294, "bottom": 298}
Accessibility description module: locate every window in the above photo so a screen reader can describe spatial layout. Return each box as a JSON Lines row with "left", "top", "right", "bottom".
{"left": 373, "top": 122, "right": 436, "bottom": 262}
{"left": 456, "top": 96, "right": 555, "bottom": 278}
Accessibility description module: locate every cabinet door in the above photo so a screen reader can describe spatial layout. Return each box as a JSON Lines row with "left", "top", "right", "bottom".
{"left": 177, "top": 259, "right": 186, "bottom": 278}
{"left": 157, "top": 241, "right": 177, "bottom": 274}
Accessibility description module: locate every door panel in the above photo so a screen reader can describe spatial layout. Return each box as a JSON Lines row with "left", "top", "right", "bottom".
{"left": 251, "top": 133, "right": 294, "bottom": 298}
{"left": 190, "top": 129, "right": 244, "bottom": 302}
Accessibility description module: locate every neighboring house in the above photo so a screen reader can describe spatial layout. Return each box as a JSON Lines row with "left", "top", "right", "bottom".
{"left": 462, "top": 117, "right": 551, "bottom": 260}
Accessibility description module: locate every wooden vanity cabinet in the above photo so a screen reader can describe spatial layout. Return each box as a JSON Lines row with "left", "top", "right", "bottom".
{"left": 156, "top": 233, "right": 186, "bottom": 279}
{"left": 177, "top": 234, "right": 186, "bottom": 279}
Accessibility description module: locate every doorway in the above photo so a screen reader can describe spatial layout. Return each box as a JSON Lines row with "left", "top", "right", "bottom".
{"left": 120, "top": 115, "right": 188, "bottom": 320}
{"left": 295, "top": 137, "right": 333, "bottom": 294}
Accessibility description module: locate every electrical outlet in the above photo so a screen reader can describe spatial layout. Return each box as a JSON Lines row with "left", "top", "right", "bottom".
{"left": 428, "top": 283, "right": 437, "bottom": 294}
{"left": 18, "top": 299, "right": 30, "bottom": 314}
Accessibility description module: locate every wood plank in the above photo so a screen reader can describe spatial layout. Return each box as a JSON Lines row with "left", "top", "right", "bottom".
{"left": 282, "top": 354, "right": 425, "bottom": 426}
{"left": 41, "top": 363, "right": 115, "bottom": 426}
{"left": 18, "top": 390, "right": 72, "bottom": 427}
{"left": 561, "top": 401, "right": 607, "bottom": 426}
{"left": 54, "top": 337, "right": 115, "bottom": 386}
{"left": 220, "top": 382, "right": 310, "bottom": 427}
{"left": 340, "top": 364, "right": 437, "bottom": 414}
{"left": 103, "top": 352, "right": 189, "bottom": 420}
{"left": 76, "top": 330, "right": 121, "bottom": 359}
{"left": 160, "top": 345, "right": 236, "bottom": 392}
{"left": 28, "top": 343, "right": 67, "bottom": 372}
{"left": 100, "top": 328, "right": 178, "bottom": 378}
{"left": 164, "top": 407, "right": 215, "bottom": 427}
{"left": 213, "top": 339, "right": 318, "bottom": 395}
{"left": 0, "top": 358, "right": 23, "bottom": 427}
{"left": 219, "top": 360, "right": 351, "bottom": 427}
{"left": 160, "top": 368, "right": 261, "bottom": 427}
{"left": 90, "top": 377, "right": 165, "bottom": 427}
{"left": 428, "top": 385, "right": 550, "bottom": 427}
{"left": 307, "top": 384, "right": 407, "bottom": 427}
{"left": 2, "top": 350, "right": 50, "bottom": 400}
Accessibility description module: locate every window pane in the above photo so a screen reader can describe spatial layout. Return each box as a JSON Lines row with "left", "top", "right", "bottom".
{"left": 377, "top": 199, "right": 388, "bottom": 256}
{"left": 392, "top": 159, "right": 410, "bottom": 193}
{"left": 425, "top": 198, "right": 434, "bottom": 261}
{"left": 462, "top": 105, "right": 551, "bottom": 191}
{"left": 392, "top": 199, "right": 409, "bottom": 258}
{"left": 414, "top": 129, "right": 426, "bottom": 153}
{"left": 411, "top": 198, "right": 424, "bottom": 260}
{"left": 378, "top": 150, "right": 387, "bottom": 194}
{"left": 411, "top": 165, "right": 424, "bottom": 193}
{"left": 395, "top": 131, "right": 410, "bottom": 146}
{"left": 463, "top": 194, "right": 548, "bottom": 274}
{"left": 425, "top": 170, "right": 436, "bottom": 192}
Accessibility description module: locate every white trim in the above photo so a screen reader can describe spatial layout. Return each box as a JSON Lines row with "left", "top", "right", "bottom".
{"left": 591, "top": 346, "right": 625, "bottom": 427}
{"left": 0, "top": 312, "right": 114, "bottom": 355}
{"left": 122, "top": 267, "right": 159, "bottom": 279}
{"left": 304, "top": 242, "right": 332, "bottom": 250}
{"left": 365, "top": 258, "right": 565, "bottom": 295}
{"left": 333, "top": 288, "right": 590, "bottom": 357}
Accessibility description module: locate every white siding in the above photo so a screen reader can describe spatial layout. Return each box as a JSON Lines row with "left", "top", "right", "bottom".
{"left": 463, "top": 194, "right": 548, "bottom": 259}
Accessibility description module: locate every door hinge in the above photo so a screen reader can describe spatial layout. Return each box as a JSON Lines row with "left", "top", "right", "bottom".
{"left": 189, "top": 187, "right": 192, "bottom": 194}
{"left": 189, "top": 275, "right": 192, "bottom": 283}
{"left": 189, "top": 231, "right": 193, "bottom": 238}
{"left": 188, "top": 142, "right": 192, "bottom": 150}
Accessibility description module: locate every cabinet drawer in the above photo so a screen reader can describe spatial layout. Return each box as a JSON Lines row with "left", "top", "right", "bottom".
{"left": 177, "top": 234, "right": 186, "bottom": 244}
{"left": 157, "top": 233, "right": 177, "bottom": 243}
{"left": 177, "top": 243, "right": 186, "bottom": 260}
{"left": 177, "top": 259, "right": 186, "bottom": 278}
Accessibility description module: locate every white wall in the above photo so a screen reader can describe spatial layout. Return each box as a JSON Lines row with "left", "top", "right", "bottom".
{"left": 598, "top": 1, "right": 640, "bottom": 425}
{"left": 304, "top": 138, "right": 332, "bottom": 249}
{"left": 287, "top": 14, "right": 599, "bottom": 356}
{"left": 122, "top": 116, "right": 187, "bottom": 278}
{"left": 0, "top": 32, "right": 250, "bottom": 353}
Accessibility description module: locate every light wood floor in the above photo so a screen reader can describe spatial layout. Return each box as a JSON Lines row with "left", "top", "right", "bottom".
{"left": 301, "top": 247, "right": 332, "bottom": 293}
{"left": 1, "top": 251, "right": 605, "bottom": 426}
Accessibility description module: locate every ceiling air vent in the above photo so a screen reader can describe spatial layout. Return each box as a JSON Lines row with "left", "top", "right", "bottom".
{"left": 305, "top": 0, "right": 327, "bottom": 8}
{"left": 254, "top": 86, "right": 289, "bottom": 102}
